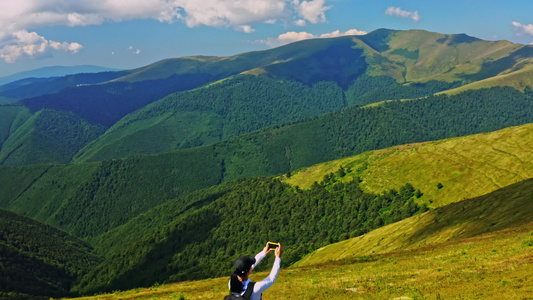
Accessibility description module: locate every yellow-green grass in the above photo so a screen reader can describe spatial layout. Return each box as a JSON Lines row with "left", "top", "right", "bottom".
{"left": 59, "top": 221, "right": 533, "bottom": 300}
{"left": 295, "top": 177, "right": 533, "bottom": 267}
{"left": 58, "top": 178, "right": 533, "bottom": 300}
{"left": 283, "top": 123, "right": 533, "bottom": 208}
{"left": 440, "top": 59, "right": 533, "bottom": 95}
{"left": 378, "top": 30, "right": 522, "bottom": 83}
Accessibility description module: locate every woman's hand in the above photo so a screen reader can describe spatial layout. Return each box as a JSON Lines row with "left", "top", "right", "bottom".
{"left": 263, "top": 242, "right": 273, "bottom": 254}
{"left": 275, "top": 243, "right": 282, "bottom": 258}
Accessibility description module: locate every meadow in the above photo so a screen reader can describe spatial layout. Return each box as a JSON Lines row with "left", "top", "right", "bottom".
{"left": 59, "top": 221, "right": 533, "bottom": 300}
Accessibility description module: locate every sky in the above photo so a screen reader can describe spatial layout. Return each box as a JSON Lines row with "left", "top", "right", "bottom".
{"left": 0, "top": 0, "right": 532, "bottom": 77}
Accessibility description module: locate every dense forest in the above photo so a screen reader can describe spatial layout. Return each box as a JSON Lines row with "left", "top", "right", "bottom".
{"left": 73, "top": 75, "right": 347, "bottom": 162}
{"left": 0, "top": 86, "right": 532, "bottom": 242}
{"left": 73, "top": 174, "right": 426, "bottom": 294}
{"left": 0, "top": 209, "right": 102, "bottom": 299}
{"left": 75, "top": 73, "right": 466, "bottom": 162}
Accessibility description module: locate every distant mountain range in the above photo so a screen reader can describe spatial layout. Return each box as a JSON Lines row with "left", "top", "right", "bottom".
{"left": 0, "top": 65, "right": 120, "bottom": 86}
{"left": 0, "top": 28, "right": 532, "bottom": 298}
{"left": 1, "top": 29, "right": 532, "bottom": 167}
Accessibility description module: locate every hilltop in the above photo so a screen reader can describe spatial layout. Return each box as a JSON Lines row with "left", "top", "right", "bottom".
{"left": 1, "top": 29, "right": 532, "bottom": 166}
{"left": 284, "top": 122, "right": 533, "bottom": 208}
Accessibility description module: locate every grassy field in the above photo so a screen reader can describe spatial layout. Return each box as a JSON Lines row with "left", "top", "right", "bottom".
{"left": 294, "top": 177, "right": 533, "bottom": 267}
{"left": 57, "top": 221, "right": 533, "bottom": 300}
{"left": 284, "top": 123, "right": 533, "bottom": 208}
{"left": 440, "top": 60, "right": 533, "bottom": 95}
{"left": 57, "top": 177, "right": 533, "bottom": 300}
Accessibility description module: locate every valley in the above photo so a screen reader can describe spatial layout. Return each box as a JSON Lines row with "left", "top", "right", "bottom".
{"left": 0, "top": 28, "right": 532, "bottom": 299}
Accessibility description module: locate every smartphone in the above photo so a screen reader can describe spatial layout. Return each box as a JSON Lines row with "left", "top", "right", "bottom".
{"left": 268, "top": 242, "right": 279, "bottom": 249}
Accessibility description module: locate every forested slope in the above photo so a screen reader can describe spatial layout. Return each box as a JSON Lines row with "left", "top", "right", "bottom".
{"left": 285, "top": 122, "right": 533, "bottom": 208}
{"left": 295, "top": 177, "right": 533, "bottom": 267}
{"left": 0, "top": 86, "right": 532, "bottom": 241}
{"left": 0, "top": 209, "right": 102, "bottom": 299}
{"left": 73, "top": 176, "right": 426, "bottom": 295}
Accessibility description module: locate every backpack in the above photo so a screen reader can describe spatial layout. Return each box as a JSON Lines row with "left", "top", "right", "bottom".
{"left": 224, "top": 282, "right": 255, "bottom": 300}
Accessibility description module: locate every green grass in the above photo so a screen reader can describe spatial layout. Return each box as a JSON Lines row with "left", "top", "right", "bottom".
{"left": 55, "top": 176, "right": 533, "bottom": 299}
{"left": 294, "top": 177, "right": 533, "bottom": 267}
{"left": 284, "top": 123, "right": 533, "bottom": 208}
{"left": 57, "top": 220, "right": 533, "bottom": 299}
{"left": 441, "top": 60, "right": 533, "bottom": 95}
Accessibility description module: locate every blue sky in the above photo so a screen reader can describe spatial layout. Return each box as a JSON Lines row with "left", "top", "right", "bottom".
{"left": 0, "top": 0, "right": 532, "bottom": 77}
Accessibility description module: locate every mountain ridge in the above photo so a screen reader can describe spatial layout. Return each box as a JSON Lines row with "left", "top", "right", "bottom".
{"left": 1, "top": 29, "right": 533, "bottom": 166}
{"left": 0, "top": 65, "right": 120, "bottom": 86}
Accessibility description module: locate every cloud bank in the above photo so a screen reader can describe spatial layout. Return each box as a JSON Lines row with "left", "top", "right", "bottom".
{"left": 0, "top": 0, "right": 332, "bottom": 62}
{"left": 385, "top": 6, "right": 420, "bottom": 23}
{"left": 512, "top": 21, "right": 533, "bottom": 36}
{"left": 0, "top": 30, "right": 82, "bottom": 63}
{"left": 260, "top": 28, "right": 367, "bottom": 47}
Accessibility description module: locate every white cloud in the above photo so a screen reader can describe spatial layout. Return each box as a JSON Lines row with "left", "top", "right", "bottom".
{"left": 296, "top": 0, "right": 330, "bottom": 24}
{"left": 128, "top": 46, "right": 141, "bottom": 54}
{"left": 236, "top": 25, "right": 255, "bottom": 33}
{"left": 260, "top": 28, "right": 367, "bottom": 47}
{"left": 320, "top": 29, "right": 367, "bottom": 38}
{"left": 512, "top": 21, "right": 533, "bottom": 36}
{"left": 0, "top": 0, "right": 333, "bottom": 62}
{"left": 294, "top": 19, "right": 307, "bottom": 26}
{"left": 0, "top": 30, "right": 82, "bottom": 63}
{"left": 278, "top": 31, "right": 316, "bottom": 44}
{"left": 0, "top": 1, "right": 332, "bottom": 32}
{"left": 385, "top": 6, "right": 420, "bottom": 23}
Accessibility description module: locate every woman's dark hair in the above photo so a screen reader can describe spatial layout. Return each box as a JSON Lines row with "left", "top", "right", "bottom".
{"left": 230, "top": 272, "right": 244, "bottom": 293}
{"left": 230, "top": 256, "right": 256, "bottom": 293}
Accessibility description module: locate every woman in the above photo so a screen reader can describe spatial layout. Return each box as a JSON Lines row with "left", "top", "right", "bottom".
{"left": 227, "top": 242, "right": 282, "bottom": 300}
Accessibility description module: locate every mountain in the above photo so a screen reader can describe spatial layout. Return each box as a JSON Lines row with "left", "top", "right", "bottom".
{"left": 0, "top": 65, "right": 120, "bottom": 86}
{"left": 0, "top": 209, "right": 102, "bottom": 299}
{"left": 75, "top": 131, "right": 533, "bottom": 294}
{"left": 1, "top": 29, "right": 533, "bottom": 297}
{"left": 0, "top": 117, "right": 531, "bottom": 297}
{"left": 1, "top": 29, "right": 532, "bottom": 166}
{"left": 294, "top": 177, "right": 533, "bottom": 267}
{"left": 72, "top": 75, "right": 346, "bottom": 162}
{"left": 73, "top": 176, "right": 426, "bottom": 294}
{"left": 284, "top": 122, "right": 533, "bottom": 208}
{"left": 0, "top": 71, "right": 129, "bottom": 104}
{"left": 69, "top": 29, "right": 533, "bottom": 163}
{"left": 1, "top": 87, "right": 532, "bottom": 241}
{"left": 58, "top": 193, "right": 533, "bottom": 299}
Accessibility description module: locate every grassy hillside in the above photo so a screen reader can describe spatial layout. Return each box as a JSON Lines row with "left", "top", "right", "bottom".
{"left": 295, "top": 177, "right": 533, "bottom": 267}
{"left": 72, "top": 176, "right": 425, "bottom": 295}
{"left": 60, "top": 223, "right": 533, "bottom": 299}
{"left": 0, "top": 209, "right": 102, "bottom": 299}
{"left": 58, "top": 182, "right": 533, "bottom": 299}
{"left": 1, "top": 87, "right": 533, "bottom": 240}
{"left": 442, "top": 60, "right": 533, "bottom": 95}
{"left": 284, "top": 122, "right": 533, "bottom": 208}
{"left": 2, "top": 29, "right": 532, "bottom": 166}
{"left": 73, "top": 75, "right": 346, "bottom": 162}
